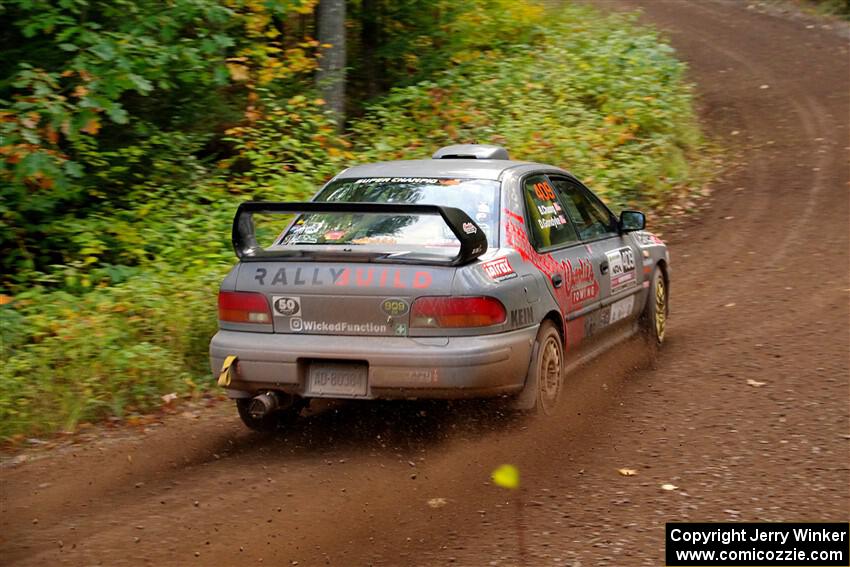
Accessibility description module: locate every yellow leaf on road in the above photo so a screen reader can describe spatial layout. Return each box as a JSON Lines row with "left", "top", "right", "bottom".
{"left": 491, "top": 464, "right": 520, "bottom": 489}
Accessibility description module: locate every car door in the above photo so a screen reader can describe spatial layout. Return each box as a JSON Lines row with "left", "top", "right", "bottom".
{"left": 549, "top": 175, "right": 642, "bottom": 336}
{"left": 518, "top": 173, "right": 606, "bottom": 347}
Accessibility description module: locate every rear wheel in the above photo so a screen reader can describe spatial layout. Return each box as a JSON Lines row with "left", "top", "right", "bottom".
{"left": 642, "top": 267, "right": 668, "bottom": 348}
{"left": 511, "top": 320, "right": 564, "bottom": 414}
{"left": 235, "top": 393, "right": 303, "bottom": 432}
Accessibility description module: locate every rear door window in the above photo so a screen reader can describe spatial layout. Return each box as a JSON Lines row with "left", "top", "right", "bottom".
{"left": 522, "top": 174, "right": 578, "bottom": 250}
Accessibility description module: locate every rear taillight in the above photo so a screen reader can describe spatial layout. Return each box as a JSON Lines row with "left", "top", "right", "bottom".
{"left": 218, "top": 291, "right": 272, "bottom": 324}
{"left": 410, "top": 296, "right": 506, "bottom": 328}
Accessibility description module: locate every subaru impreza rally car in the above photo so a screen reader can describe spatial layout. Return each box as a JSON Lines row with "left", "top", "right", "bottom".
{"left": 210, "top": 144, "right": 669, "bottom": 430}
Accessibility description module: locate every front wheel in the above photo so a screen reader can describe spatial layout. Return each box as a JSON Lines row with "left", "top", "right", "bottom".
{"left": 641, "top": 267, "right": 668, "bottom": 348}
{"left": 511, "top": 321, "right": 565, "bottom": 415}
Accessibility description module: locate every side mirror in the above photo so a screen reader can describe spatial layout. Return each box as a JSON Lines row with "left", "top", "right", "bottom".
{"left": 619, "top": 210, "right": 645, "bottom": 232}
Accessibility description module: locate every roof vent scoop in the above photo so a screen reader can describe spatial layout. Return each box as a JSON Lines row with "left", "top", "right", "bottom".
{"left": 432, "top": 144, "right": 509, "bottom": 160}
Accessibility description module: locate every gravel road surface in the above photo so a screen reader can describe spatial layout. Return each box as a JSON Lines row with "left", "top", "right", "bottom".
{"left": 2, "top": 1, "right": 848, "bottom": 565}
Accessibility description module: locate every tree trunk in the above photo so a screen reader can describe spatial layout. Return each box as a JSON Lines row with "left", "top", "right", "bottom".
{"left": 361, "top": 0, "right": 379, "bottom": 99}
{"left": 316, "top": 0, "right": 346, "bottom": 130}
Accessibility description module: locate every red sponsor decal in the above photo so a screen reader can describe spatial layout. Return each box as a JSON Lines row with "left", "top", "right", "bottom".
{"left": 413, "top": 271, "right": 432, "bottom": 289}
{"left": 356, "top": 268, "right": 374, "bottom": 286}
{"left": 482, "top": 257, "right": 517, "bottom": 282}
{"left": 392, "top": 271, "right": 406, "bottom": 288}
{"left": 572, "top": 280, "right": 599, "bottom": 304}
{"left": 332, "top": 267, "right": 432, "bottom": 289}
{"left": 503, "top": 208, "right": 524, "bottom": 224}
{"left": 262, "top": 267, "right": 433, "bottom": 290}
{"left": 568, "top": 259, "right": 598, "bottom": 305}
{"left": 566, "top": 257, "right": 594, "bottom": 288}
{"left": 335, "top": 268, "right": 351, "bottom": 286}
{"left": 504, "top": 215, "right": 600, "bottom": 345}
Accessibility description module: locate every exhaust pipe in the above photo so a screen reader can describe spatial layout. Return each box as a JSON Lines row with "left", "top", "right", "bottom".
{"left": 248, "top": 392, "right": 279, "bottom": 420}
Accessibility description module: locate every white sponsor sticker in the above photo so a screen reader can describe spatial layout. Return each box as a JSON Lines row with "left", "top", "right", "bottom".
{"left": 291, "top": 320, "right": 389, "bottom": 334}
{"left": 284, "top": 233, "right": 318, "bottom": 244}
{"left": 633, "top": 231, "right": 664, "bottom": 247}
{"left": 606, "top": 247, "right": 637, "bottom": 293}
{"left": 609, "top": 295, "right": 635, "bottom": 324}
{"left": 482, "top": 257, "right": 517, "bottom": 282}
{"left": 302, "top": 221, "right": 324, "bottom": 235}
{"left": 537, "top": 215, "right": 567, "bottom": 229}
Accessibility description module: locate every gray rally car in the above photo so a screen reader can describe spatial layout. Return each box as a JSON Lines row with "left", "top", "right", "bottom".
{"left": 210, "top": 144, "right": 670, "bottom": 430}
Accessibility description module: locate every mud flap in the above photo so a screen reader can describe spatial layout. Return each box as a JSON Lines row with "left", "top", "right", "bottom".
{"left": 218, "top": 355, "right": 238, "bottom": 387}
{"left": 510, "top": 340, "right": 540, "bottom": 411}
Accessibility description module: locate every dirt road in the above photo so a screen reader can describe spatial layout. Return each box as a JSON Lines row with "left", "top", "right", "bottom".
{"left": 2, "top": 1, "right": 848, "bottom": 565}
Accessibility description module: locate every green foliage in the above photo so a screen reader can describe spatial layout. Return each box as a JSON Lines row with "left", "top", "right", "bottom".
{"left": 807, "top": 0, "right": 850, "bottom": 18}
{"left": 0, "top": 267, "right": 227, "bottom": 436}
{"left": 0, "top": 0, "right": 708, "bottom": 442}
{"left": 0, "top": 0, "right": 319, "bottom": 281}
{"left": 350, "top": 6, "right": 701, "bottom": 211}
{"left": 346, "top": 0, "right": 546, "bottom": 94}
{"left": 222, "top": 94, "right": 354, "bottom": 200}
{"left": 1, "top": 0, "right": 239, "bottom": 181}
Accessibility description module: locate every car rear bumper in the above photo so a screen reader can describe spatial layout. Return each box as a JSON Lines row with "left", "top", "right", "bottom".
{"left": 209, "top": 326, "right": 538, "bottom": 400}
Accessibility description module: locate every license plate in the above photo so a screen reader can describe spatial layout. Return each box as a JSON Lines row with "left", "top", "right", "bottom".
{"left": 307, "top": 362, "right": 368, "bottom": 397}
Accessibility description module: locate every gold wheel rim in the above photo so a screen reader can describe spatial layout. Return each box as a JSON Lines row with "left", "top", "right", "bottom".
{"left": 539, "top": 336, "right": 562, "bottom": 410}
{"left": 655, "top": 277, "right": 666, "bottom": 341}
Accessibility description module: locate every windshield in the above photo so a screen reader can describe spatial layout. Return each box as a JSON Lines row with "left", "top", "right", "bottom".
{"left": 276, "top": 177, "right": 500, "bottom": 250}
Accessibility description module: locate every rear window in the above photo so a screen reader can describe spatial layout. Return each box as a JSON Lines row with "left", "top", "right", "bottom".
{"left": 522, "top": 174, "right": 578, "bottom": 250}
{"left": 277, "top": 177, "right": 500, "bottom": 250}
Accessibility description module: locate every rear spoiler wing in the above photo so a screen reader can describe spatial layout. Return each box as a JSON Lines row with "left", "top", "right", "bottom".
{"left": 232, "top": 201, "right": 488, "bottom": 266}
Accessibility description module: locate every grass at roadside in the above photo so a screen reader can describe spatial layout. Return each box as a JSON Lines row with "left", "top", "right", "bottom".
{"left": 801, "top": 0, "right": 850, "bottom": 19}
{"left": 0, "top": 2, "right": 709, "bottom": 443}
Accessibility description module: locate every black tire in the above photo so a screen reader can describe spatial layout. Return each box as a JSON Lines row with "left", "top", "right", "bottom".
{"left": 235, "top": 394, "right": 303, "bottom": 432}
{"left": 641, "top": 267, "right": 668, "bottom": 349}
{"left": 512, "top": 320, "right": 565, "bottom": 415}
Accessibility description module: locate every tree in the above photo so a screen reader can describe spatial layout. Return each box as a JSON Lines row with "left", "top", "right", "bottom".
{"left": 360, "top": 0, "right": 380, "bottom": 98}
{"left": 316, "top": 0, "right": 347, "bottom": 129}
